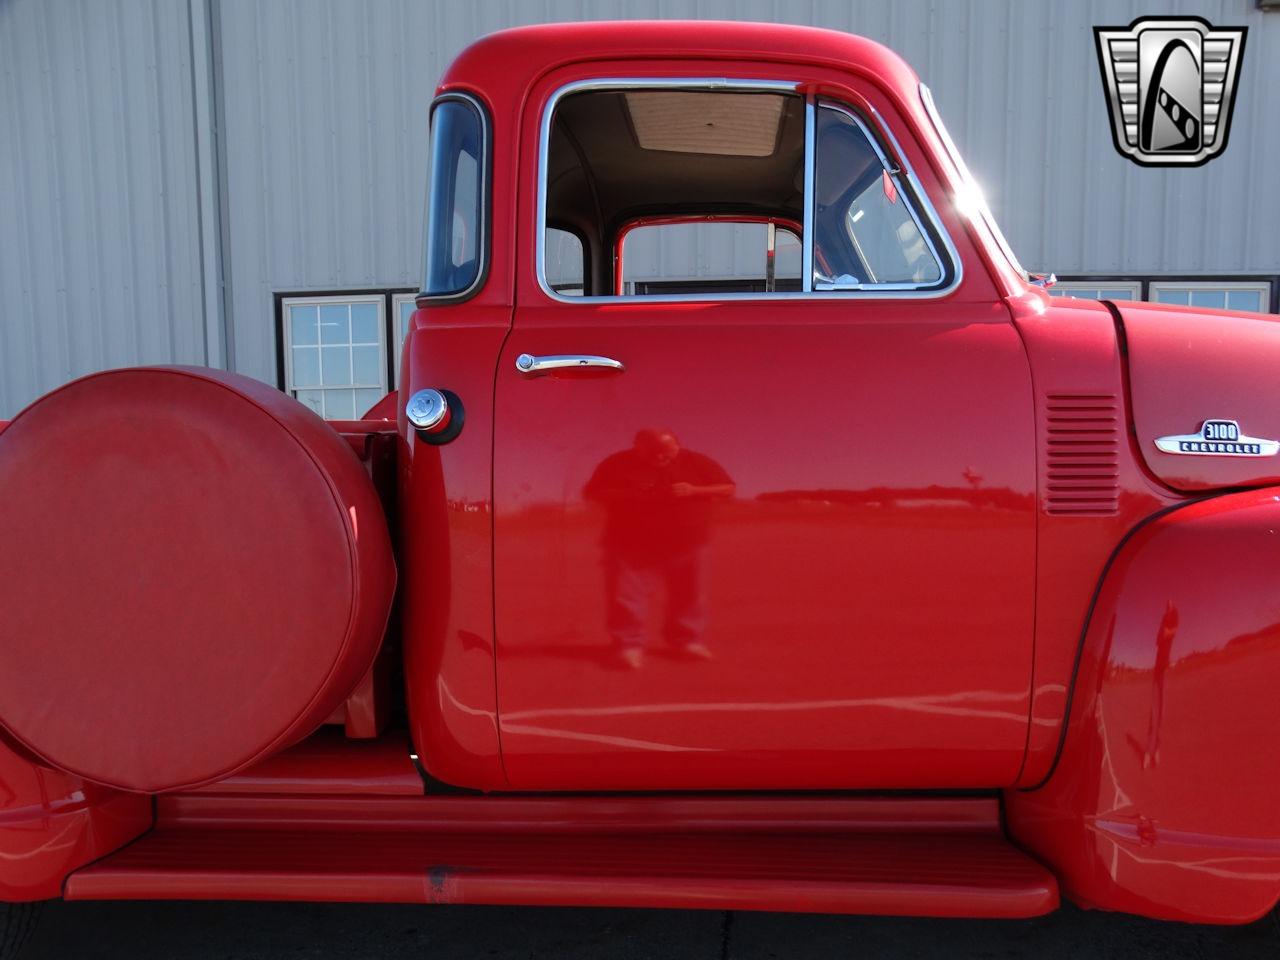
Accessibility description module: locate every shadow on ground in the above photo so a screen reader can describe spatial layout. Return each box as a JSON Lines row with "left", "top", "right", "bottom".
{"left": 21, "top": 899, "right": 1280, "bottom": 959}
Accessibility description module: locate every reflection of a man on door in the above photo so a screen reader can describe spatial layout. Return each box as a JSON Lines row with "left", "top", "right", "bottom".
{"left": 584, "top": 430, "right": 735, "bottom": 669}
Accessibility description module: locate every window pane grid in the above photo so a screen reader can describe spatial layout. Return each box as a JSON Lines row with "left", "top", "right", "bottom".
{"left": 1150, "top": 283, "right": 1268, "bottom": 314}
{"left": 1047, "top": 280, "right": 1271, "bottom": 313}
{"left": 1050, "top": 282, "right": 1140, "bottom": 302}
{"left": 284, "top": 295, "right": 388, "bottom": 420}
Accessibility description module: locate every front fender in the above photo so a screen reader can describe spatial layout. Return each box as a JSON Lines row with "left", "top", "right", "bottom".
{"left": 1006, "top": 487, "right": 1280, "bottom": 923}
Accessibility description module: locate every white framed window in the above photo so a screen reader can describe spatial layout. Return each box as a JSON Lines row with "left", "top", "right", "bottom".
{"left": 1051, "top": 281, "right": 1141, "bottom": 302}
{"left": 1149, "top": 281, "right": 1270, "bottom": 314}
{"left": 391, "top": 292, "right": 418, "bottom": 387}
{"left": 283, "top": 294, "right": 387, "bottom": 420}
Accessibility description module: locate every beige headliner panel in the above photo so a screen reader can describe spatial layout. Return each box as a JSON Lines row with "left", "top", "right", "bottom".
{"left": 623, "top": 91, "right": 787, "bottom": 157}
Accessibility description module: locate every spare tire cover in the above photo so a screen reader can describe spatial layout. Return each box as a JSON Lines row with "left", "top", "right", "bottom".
{"left": 0, "top": 367, "right": 396, "bottom": 793}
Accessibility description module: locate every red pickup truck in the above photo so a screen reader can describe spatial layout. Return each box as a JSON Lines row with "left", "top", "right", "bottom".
{"left": 2, "top": 21, "right": 1279, "bottom": 950}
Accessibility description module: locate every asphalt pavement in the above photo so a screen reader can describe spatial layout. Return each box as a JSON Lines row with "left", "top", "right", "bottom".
{"left": 20, "top": 900, "right": 1280, "bottom": 959}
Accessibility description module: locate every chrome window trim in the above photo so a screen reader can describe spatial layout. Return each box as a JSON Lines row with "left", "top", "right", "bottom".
{"left": 816, "top": 99, "right": 957, "bottom": 293}
{"left": 536, "top": 77, "right": 962, "bottom": 304}
{"left": 417, "top": 90, "right": 491, "bottom": 305}
{"left": 801, "top": 97, "right": 816, "bottom": 294}
{"left": 919, "top": 82, "right": 1025, "bottom": 279}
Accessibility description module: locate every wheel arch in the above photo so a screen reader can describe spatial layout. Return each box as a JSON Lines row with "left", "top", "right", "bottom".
{"left": 1007, "top": 485, "right": 1280, "bottom": 922}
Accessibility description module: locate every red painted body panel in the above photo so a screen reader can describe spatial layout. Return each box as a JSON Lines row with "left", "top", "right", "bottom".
{"left": 494, "top": 299, "right": 1036, "bottom": 790}
{"left": 1008, "top": 295, "right": 1174, "bottom": 786}
{"left": 1117, "top": 301, "right": 1280, "bottom": 493}
{"left": 0, "top": 737, "right": 150, "bottom": 902}
{"left": 1007, "top": 488, "right": 1280, "bottom": 922}
{"left": 398, "top": 311, "right": 511, "bottom": 789}
{"left": 487, "top": 56, "right": 1035, "bottom": 790}
{"left": 192, "top": 729, "right": 423, "bottom": 797}
{"left": 66, "top": 794, "right": 1057, "bottom": 918}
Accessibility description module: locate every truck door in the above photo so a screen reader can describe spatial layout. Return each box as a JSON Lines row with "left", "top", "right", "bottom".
{"left": 492, "top": 76, "right": 1036, "bottom": 790}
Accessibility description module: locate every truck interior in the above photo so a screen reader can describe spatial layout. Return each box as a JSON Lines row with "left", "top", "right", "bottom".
{"left": 545, "top": 88, "right": 805, "bottom": 295}
{"left": 543, "top": 87, "right": 946, "bottom": 296}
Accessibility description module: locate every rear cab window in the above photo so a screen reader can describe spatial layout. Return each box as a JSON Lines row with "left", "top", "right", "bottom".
{"left": 617, "top": 218, "right": 802, "bottom": 295}
{"left": 422, "top": 93, "right": 489, "bottom": 300}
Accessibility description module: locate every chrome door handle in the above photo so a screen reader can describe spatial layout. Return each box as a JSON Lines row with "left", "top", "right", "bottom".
{"left": 515, "top": 353, "right": 625, "bottom": 376}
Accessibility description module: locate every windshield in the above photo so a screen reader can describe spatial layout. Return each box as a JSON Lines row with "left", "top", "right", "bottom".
{"left": 422, "top": 96, "right": 485, "bottom": 297}
{"left": 919, "top": 83, "right": 1026, "bottom": 279}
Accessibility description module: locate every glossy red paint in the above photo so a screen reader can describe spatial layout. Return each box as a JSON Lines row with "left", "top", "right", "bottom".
{"left": 398, "top": 309, "right": 511, "bottom": 789}
{"left": 1007, "top": 488, "right": 1280, "bottom": 923}
{"left": 1008, "top": 294, "right": 1175, "bottom": 786}
{"left": 1116, "top": 301, "right": 1280, "bottom": 493}
{"left": 0, "top": 368, "right": 396, "bottom": 793}
{"left": 483, "top": 50, "right": 1038, "bottom": 790}
{"left": 0, "top": 736, "right": 150, "bottom": 902}
{"left": 494, "top": 305, "right": 1037, "bottom": 789}
{"left": 192, "top": 729, "right": 423, "bottom": 797}
{"left": 327, "top": 421, "right": 401, "bottom": 739}
{"left": 67, "top": 794, "right": 1057, "bottom": 918}
{"left": 9, "top": 18, "right": 1280, "bottom": 925}
{"left": 361, "top": 392, "right": 398, "bottom": 421}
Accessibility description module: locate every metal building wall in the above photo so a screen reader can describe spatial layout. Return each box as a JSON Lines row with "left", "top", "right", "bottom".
{"left": 0, "top": 0, "right": 209, "bottom": 418}
{"left": 210, "top": 0, "right": 1280, "bottom": 388}
{"left": 2, "top": 0, "right": 1278, "bottom": 415}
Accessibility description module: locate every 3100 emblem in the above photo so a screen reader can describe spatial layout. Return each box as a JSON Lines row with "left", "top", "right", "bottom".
{"left": 1155, "top": 419, "right": 1279, "bottom": 457}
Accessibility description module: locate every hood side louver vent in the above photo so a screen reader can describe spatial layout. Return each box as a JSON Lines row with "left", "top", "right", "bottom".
{"left": 1044, "top": 393, "right": 1120, "bottom": 516}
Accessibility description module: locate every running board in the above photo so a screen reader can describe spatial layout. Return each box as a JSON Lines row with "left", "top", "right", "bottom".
{"left": 66, "top": 795, "right": 1057, "bottom": 918}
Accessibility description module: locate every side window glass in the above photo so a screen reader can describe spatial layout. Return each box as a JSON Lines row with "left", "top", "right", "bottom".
{"left": 618, "top": 220, "right": 801, "bottom": 295}
{"left": 545, "top": 228, "right": 585, "bottom": 296}
{"left": 542, "top": 88, "right": 806, "bottom": 299}
{"left": 423, "top": 97, "right": 485, "bottom": 297}
{"left": 813, "top": 105, "right": 943, "bottom": 289}
{"left": 538, "top": 84, "right": 955, "bottom": 300}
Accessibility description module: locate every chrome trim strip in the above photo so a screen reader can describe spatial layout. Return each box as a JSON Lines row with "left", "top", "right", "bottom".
{"left": 417, "top": 90, "right": 490, "bottom": 305}
{"left": 535, "top": 77, "right": 962, "bottom": 304}
{"left": 515, "top": 353, "right": 626, "bottom": 376}
{"left": 765, "top": 221, "right": 777, "bottom": 293}
{"left": 537, "top": 77, "right": 799, "bottom": 304}
{"left": 801, "top": 96, "right": 815, "bottom": 294}
{"left": 817, "top": 100, "right": 958, "bottom": 294}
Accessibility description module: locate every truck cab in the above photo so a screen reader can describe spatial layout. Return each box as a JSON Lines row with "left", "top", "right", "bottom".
{"left": 404, "top": 24, "right": 1045, "bottom": 793}
{"left": 3, "top": 21, "right": 1280, "bottom": 943}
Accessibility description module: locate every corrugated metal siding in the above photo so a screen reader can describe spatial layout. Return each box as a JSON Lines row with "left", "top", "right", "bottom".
{"left": 2, "top": 0, "right": 1278, "bottom": 413}
{"left": 212, "top": 0, "right": 1280, "bottom": 388}
{"left": 0, "top": 0, "right": 207, "bottom": 418}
